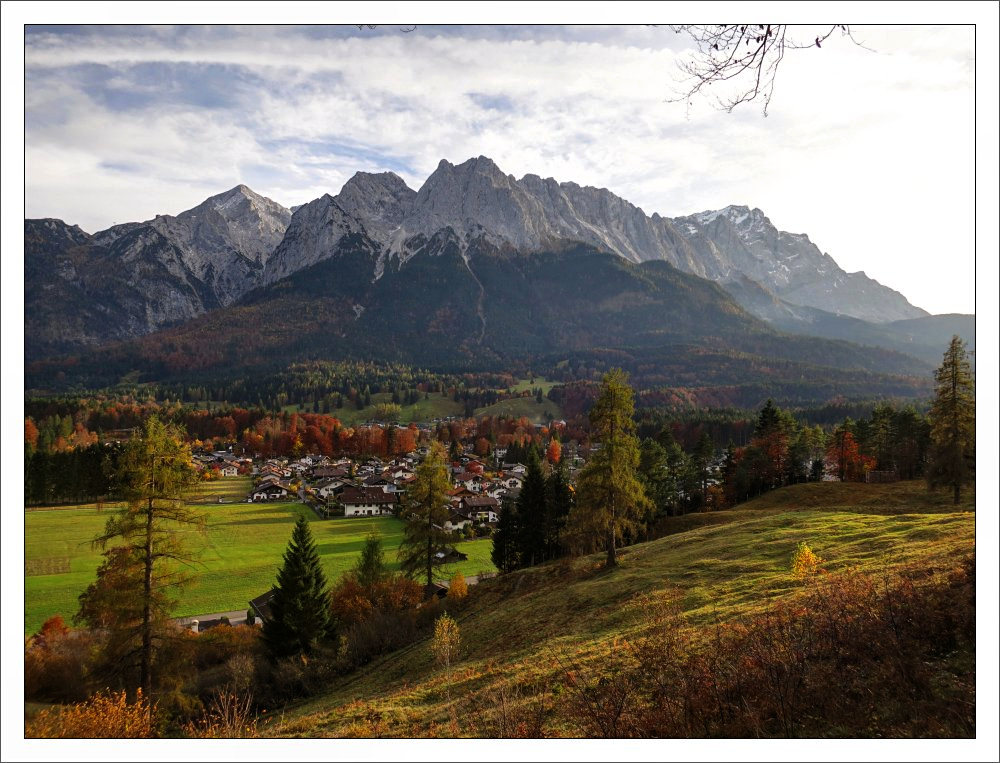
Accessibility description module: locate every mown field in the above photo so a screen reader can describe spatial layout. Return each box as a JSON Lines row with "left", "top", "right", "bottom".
{"left": 23, "top": 477, "right": 497, "bottom": 635}
{"left": 263, "top": 481, "right": 977, "bottom": 739}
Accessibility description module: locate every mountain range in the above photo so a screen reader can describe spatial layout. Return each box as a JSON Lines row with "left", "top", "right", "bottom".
{"left": 24, "top": 156, "right": 973, "bottom": 397}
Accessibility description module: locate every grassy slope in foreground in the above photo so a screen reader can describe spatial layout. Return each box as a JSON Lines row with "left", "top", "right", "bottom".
{"left": 272, "top": 481, "right": 975, "bottom": 738}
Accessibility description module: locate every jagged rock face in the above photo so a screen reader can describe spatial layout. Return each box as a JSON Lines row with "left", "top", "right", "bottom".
{"left": 262, "top": 195, "right": 372, "bottom": 286}
{"left": 128, "top": 185, "right": 291, "bottom": 305}
{"left": 518, "top": 174, "right": 701, "bottom": 267}
{"left": 387, "top": 157, "right": 701, "bottom": 268}
{"left": 83, "top": 185, "right": 291, "bottom": 306}
{"left": 334, "top": 171, "right": 416, "bottom": 244}
{"left": 25, "top": 218, "right": 91, "bottom": 283}
{"left": 24, "top": 188, "right": 291, "bottom": 357}
{"left": 383, "top": 159, "right": 923, "bottom": 323}
{"left": 675, "top": 206, "right": 927, "bottom": 322}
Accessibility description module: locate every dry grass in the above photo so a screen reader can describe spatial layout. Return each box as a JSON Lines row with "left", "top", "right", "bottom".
{"left": 262, "top": 480, "right": 975, "bottom": 738}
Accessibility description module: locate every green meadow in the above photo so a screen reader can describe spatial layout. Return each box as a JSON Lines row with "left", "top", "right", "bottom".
{"left": 23, "top": 477, "right": 497, "bottom": 635}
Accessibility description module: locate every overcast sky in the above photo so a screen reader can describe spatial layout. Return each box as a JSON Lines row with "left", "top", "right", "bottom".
{"left": 7, "top": 6, "right": 997, "bottom": 320}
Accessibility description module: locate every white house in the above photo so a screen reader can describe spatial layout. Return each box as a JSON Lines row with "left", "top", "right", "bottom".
{"left": 501, "top": 474, "right": 524, "bottom": 490}
{"left": 340, "top": 487, "right": 398, "bottom": 517}
{"left": 250, "top": 482, "right": 290, "bottom": 502}
{"left": 314, "top": 478, "right": 350, "bottom": 501}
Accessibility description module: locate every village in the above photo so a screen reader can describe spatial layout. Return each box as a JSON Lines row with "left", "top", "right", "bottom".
{"left": 191, "top": 429, "right": 584, "bottom": 537}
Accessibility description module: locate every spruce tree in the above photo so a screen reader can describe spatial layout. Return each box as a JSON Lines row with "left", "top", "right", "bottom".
{"left": 514, "top": 448, "right": 548, "bottom": 568}
{"left": 353, "top": 528, "right": 387, "bottom": 594}
{"left": 491, "top": 496, "right": 519, "bottom": 573}
{"left": 927, "top": 335, "right": 975, "bottom": 504}
{"left": 543, "top": 459, "right": 573, "bottom": 560}
{"left": 263, "top": 514, "right": 332, "bottom": 659}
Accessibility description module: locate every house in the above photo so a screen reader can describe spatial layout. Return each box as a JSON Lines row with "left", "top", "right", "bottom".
{"left": 444, "top": 509, "right": 474, "bottom": 532}
{"left": 312, "top": 465, "right": 350, "bottom": 480}
{"left": 423, "top": 582, "right": 449, "bottom": 600}
{"left": 340, "top": 486, "right": 398, "bottom": 517}
{"left": 250, "top": 481, "right": 291, "bottom": 502}
{"left": 248, "top": 588, "right": 278, "bottom": 623}
{"left": 259, "top": 464, "right": 290, "bottom": 480}
{"left": 459, "top": 494, "right": 500, "bottom": 524}
{"left": 216, "top": 463, "right": 239, "bottom": 477}
{"left": 434, "top": 546, "right": 468, "bottom": 563}
{"left": 500, "top": 474, "right": 524, "bottom": 490}
{"left": 387, "top": 465, "right": 415, "bottom": 481}
{"left": 314, "top": 478, "right": 350, "bottom": 501}
{"left": 484, "top": 481, "right": 508, "bottom": 500}
{"left": 453, "top": 471, "right": 485, "bottom": 492}
{"left": 362, "top": 474, "right": 395, "bottom": 491}
{"left": 447, "top": 486, "right": 477, "bottom": 504}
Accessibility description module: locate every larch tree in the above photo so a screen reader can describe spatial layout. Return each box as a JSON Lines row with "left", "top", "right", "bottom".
{"left": 263, "top": 514, "right": 333, "bottom": 659}
{"left": 86, "top": 416, "right": 203, "bottom": 703}
{"left": 571, "top": 368, "right": 652, "bottom": 568}
{"left": 397, "top": 440, "right": 453, "bottom": 588}
{"left": 926, "top": 335, "right": 975, "bottom": 504}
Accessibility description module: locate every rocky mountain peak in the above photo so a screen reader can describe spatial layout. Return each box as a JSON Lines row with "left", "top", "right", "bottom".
{"left": 335, "top": 171, "right": 416, "bottom": 244}
{"left": 262, "top": 192, "right": 370, "bottom": 286}
{"left": 25, "top": 218, "right": 91, "bottom": 249}
{"left": 398, "top": 155, "right": 544, "bottom": 251}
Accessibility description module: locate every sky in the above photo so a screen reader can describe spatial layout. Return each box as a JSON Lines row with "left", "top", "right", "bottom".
{"left": 6, "top": 4, "right": 996, "bottom": 318}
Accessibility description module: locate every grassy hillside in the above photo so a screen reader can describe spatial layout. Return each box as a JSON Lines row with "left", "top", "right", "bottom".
{"left": 263, "top": 481, "right": 976, "bottom": 739}
{"left": 23, "top": 477, "right": 496, "bottom": 635}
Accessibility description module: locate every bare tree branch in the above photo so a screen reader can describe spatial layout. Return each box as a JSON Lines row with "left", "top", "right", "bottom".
{"left": 668, "top": 25, "right": 870, "bottom": 116}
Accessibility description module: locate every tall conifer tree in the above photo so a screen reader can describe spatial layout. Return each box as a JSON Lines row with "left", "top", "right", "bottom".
{"left": 571, "top": 368, "right": 651, "bottom": 567}
{"left": 543, "top": 459, "right": 573, "bottom": 560}
{"left": 491, "top": 496, "right": 519, "bottom": 573}
{"left": 514, "top": 448, "right": 548, "bottom": 568}
{"left": 927, "top": 335, "right": 975, "bottom": 504}
{"left": 397, "top": 441, "right": 453, "bottom": 587}
{"left": 86, "top": 416, "right": 202, "bottom": 703}
{"left": 263, "top": 514, "right": 332, "bottom": 658}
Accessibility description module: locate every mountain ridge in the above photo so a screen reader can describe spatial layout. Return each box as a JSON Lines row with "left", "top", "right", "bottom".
{"left": 25, "top": 156, "right": 963, "bottom": 378}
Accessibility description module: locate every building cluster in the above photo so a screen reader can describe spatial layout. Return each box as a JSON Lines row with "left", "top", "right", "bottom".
{"left": 195, "top": 445, "right": 578, "bottom": 538}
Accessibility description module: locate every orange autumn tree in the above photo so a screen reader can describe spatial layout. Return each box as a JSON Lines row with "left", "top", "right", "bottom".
{"left": 826, "top": 423, "right": 874, "bottom": 482}
{"left": 546, "top": 438, "right": 562, "bottom": 464}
